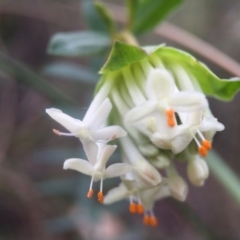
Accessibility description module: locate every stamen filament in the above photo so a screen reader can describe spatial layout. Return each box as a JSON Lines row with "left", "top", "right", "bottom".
{"left": 98, "top": 177, "right": 104, "bottom": 203}
{"left": 149, "top": 210, "right": 158, "bottom": 227}
{"left": 129, "top": 202, "right": 137, "bottom": 213}
{"left": 87, "top": 177, "right": 94, "bottom": 198}
{"left": 165, "top": 109, "right": 175, "bottom": 127}
{"left": 143, "top": 213, "right": 150, "bottom": 225}
{"left": 53, "top": 129, "right": 75, "bottom": 136}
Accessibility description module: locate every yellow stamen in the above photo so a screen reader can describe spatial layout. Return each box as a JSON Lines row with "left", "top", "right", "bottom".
{"left": 87, "top": 189, "right": 93, "bottom": 198}
{"left": 198, "top": 146, "right": 208, "bottom": 157}
{"left": 129, "top": 203, "right": 137, "bottom": 214}
{"left": 166, "top": 109, "right": 174, "bottom": 118}
{"left": 97, "top": 191, "right": 104, "bottom": 204}
{"left": 202, "top": 140, "right": 212, "bottom": 150}
{"left": 150, "top": 216, "right": 158, "bottom": 227}
{"left": 53, "top": 129, "right": 61, "bottom": 135}
{"left": 143, "top": 215, "right": 150, "bottom": 225}
{"left": 167, "top": 118, "right": 175, "bottom": 127}
{"left": 137, "top": 204, "right": 144, "bottom": 214}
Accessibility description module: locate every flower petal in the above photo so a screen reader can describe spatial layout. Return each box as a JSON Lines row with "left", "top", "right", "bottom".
{"left": 46, "top": 108, "right": 83, "bottom": 133}
{"left": 103, "top": 184, "right": 129, "bottom": 204}
{"left": 199, "top": 117, "right": 225, "bottom": 132}
{"left": 104, "top": 163, "right": 133, "bottom": 179}
{"left": 169, "top": 91, "right": 208, "bottom": 112}
{"left": 63, "top": 158, "right": 93, "bottom": 175}
{"left": 84, "top": 98, "right": 112, "bottom": 130}
{"left": 83, "top": 82, "right": 111, "bottom": 123}
{"left": 82, "top": 140, "right": 98, "bottom": 165}
{"left": 125, "top": 101, "right": 158, "bottom": 123}
{"left": 94, "top": 145, "right": 117, "bottom": 171}
{"left": 146, "top": 69, "right": 175, "bottom": 101}
{"left": 91, "top": 126, "right": 127, "bottom": 141}
{"left": 171, "top": 132, "right": 193, "bottom": 154}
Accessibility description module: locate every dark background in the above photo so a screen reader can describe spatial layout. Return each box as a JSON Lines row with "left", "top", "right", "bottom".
{"left": 0, "top": 0, "right": 240, "bottom": 239}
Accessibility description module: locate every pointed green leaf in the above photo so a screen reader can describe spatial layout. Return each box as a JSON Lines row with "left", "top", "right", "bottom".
{"left": 100, "top": 41, "right": 148, "bottom": 73}
{"left": 152, "top": 46, "right": 240, "bottom": 101}
{"left": 125, "top": 0, "right": 140, "bottom": 29}
{"left": 132, "top": 0, "right": 184, "bottom": 34}
{"left": 94, "top": 2, "right": 115, "bottom": 36}
{"left": 47, "top": 31, "right": 111, "bottom": 57}
{"left": 82, "top": 0, "right": 114, "bottom": 35}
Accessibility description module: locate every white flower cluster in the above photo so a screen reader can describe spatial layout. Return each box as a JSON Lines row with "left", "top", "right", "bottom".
{"left": 46, "top": 57, "right": 224, "bottom": 227}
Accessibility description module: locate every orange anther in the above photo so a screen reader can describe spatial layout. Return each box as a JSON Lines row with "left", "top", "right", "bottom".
{"left": 129, "top": 203, "right": 137, "bottom": 213}
{"left": 143, "top": 215, "right": 150, "bottom": 225}
{"left": 198, "top": 146, "right": 208, "bottom": 157}
{"left": 137, "top": 204, "right": 144, "bottom": 214}
{"left": 167, "top": 118, "right": 175, "bottom": 128}
{"left": 87, "top": 189, "right": 93, "bottom": 198}
{"left": 97, "top": 191, "right": 104, "bottom": 203}
{"left": 53, "top": 129, "right": 61, "bottom": 136}
{"left": 150, "top": 216, "right": 158, "bottom": 227}
{"left": 166, "top": 109, "right": 174, "bottom": 118}
{"left": 202, "top": 140, "right": 212, "bottom": 150}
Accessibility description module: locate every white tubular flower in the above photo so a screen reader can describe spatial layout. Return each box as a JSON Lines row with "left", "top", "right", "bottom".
{"left": 181, "top": 112, "right": 224, "bottom": 157}
{"left": 120, "top": 137, "right": 162, "bottom": 186}
{"left": 104, "top": 174, "right": 170, "bottom": 227}
{"left": 150, "top": 114, "right": 191, "bottom": 154}
{"left": 125, "top": 69, "right": 208, "bottom": 128}
{"left": 167, "top": 165, "right": 188, "bottom": 201}
{"left": 187, "top": 156, "right": 209, "bottom": 187}
{"left": 46, "top": 98, "right": 126, "bottom": 142}
{"left": 63, "top": 144, "right": 132, "bottom": 203}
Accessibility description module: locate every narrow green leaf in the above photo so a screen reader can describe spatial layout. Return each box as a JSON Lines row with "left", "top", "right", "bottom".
{"left": 132, "top": 0, "right": 184, "bottom": 34}
{"left": 94, "top": 1, "right": 115, "bottom": 36}
{"left": 125, "top": 0, "right": 140, "bottom": 29}
{"left": 153, "top": 46, "right": 240, "bottom": 101}
{"left": 207, "top": 151, "right": 240, "bottom": 207}
{"left": 42, "top": 62, "right": 98, "bottom": 84}
{"left": 82, "top": 0, "right": 112, "bottom": 34}
{"left": 0, "top": 52, "right": 75, "bottom": 105}
{"left": 100, "top": 41, "right": 148, "bottom": 73}
{"left": 47, "top": 31, "right": 111, "bottom": 57}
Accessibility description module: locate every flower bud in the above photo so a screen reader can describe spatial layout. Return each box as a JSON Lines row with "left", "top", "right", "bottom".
{"left": 168, "top": 172, "right": 188, "bottom": 201}
{"left": 187, "top": 156, "right": 209, "bottom": 187}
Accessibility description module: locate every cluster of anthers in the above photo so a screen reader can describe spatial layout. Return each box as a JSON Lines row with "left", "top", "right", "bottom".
{"left": 46, "top": 54, "right": 224, "bottom": 227}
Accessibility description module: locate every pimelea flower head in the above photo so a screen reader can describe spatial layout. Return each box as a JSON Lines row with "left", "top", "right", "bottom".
{"left": 46, "top": 40, "right": 240, "bottom": 226}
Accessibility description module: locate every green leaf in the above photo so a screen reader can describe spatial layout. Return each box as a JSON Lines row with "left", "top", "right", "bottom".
{"left": 94, "top": 1, "right": 115, "bottom": 36}
{"left": 132, "top": 0, "right": 184, "bottom": 34}
{"left": 82, "top": 0, "right": 113, "bottom": 35}
{"left": 207, "top": 151, "right": 240, "bottom": 207}
{"left": 42, "top": 62, "right": 98, "bottom": 84}
{"left": 0, "top": 52, "right": 75, "bottom": 106}
{"left": 125, "top": 0, "right": 140, "bottom": 29}
{"left": 152, "top": 46, "right": 240, "bottom": 101}
{"left": 100, "top": 41, "right": 148, "bottom": 73}
{"left": 47, "top": 31, "right": 111, "bottom": 57}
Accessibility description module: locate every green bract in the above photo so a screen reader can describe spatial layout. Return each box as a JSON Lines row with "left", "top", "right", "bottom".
{"left": 100, "top": 41, "right": 240, "bottom": 101}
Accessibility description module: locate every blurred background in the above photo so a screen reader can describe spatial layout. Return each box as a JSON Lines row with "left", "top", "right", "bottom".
{"left": 0, "top": 0, "right": 240, "bottom": 239}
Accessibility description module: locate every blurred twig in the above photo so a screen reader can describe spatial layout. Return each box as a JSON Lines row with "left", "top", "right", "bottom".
{"left": 107, "top": 2, "right": 240, "bottom": 77}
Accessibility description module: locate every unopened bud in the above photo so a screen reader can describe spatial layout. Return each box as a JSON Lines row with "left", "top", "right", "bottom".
{"left": 187, "top": 156, "right": 209, "bottom": 187}
{"left": 168, "top": 172, "right": 188, "bottom": 201}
